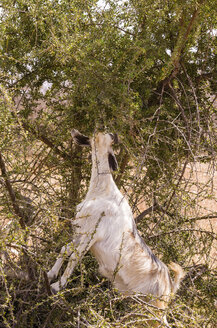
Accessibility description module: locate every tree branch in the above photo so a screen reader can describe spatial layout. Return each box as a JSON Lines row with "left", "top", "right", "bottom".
{"left": 22, "top": 121, "right": 71, "bottom": 162}
{"left": 147, "top": 228, "right": 217, "bottom": 240}
{"left": 148, "top": 7, "right": 200, "bottom": 107}
{"left": 135, "top": 201, "right": 159, "bottom": 223}
{"left": 185, "top": 214, "right": 217, "bottom": 222}
{"left": 115, "top": 148, "right": 130, "bottom": 187}
{"left": 43, "top": 271, "right": 52, "bottom": 296}
{"left": 135, "top": 200, "right": 217, "bottom": 225}
{"left": 0, "top": 152, "right": 26, "bottom": 229}
{"left": 163, "top": 8, "right": 200, "bottom": 78}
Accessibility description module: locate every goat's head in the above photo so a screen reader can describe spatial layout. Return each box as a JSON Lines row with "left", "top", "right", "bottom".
{"left": 71, "top": 129, "right": 119, "bottom": 171}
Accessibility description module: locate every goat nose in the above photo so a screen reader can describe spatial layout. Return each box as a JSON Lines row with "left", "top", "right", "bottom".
{"left": 95, "top": 121, "right": 105, "bottom": 132}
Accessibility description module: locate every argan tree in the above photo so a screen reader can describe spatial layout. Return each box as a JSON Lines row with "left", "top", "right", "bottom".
{"left": 0, "top": 0, "right": 216, "bottom": 327}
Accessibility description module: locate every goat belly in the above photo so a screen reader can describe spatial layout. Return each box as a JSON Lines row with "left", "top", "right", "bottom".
{"left": 90, "top": 242, "right": 120, "bottom": 280}
{"left": 98, "top": 266, "right": 114, "bottom": 281}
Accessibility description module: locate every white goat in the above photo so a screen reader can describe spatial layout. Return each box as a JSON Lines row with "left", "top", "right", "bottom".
{"left": 47, "top": 130, "right": 185, "bottom": 310}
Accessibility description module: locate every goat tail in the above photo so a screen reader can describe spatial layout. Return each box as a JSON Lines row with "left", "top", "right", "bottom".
{"left": 168, "top": 262, "right": 186, "bottom": 294}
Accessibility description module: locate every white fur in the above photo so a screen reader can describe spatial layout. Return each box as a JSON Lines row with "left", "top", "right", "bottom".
{"left": 47, "top": 132, "right": 184, "bottom": 308}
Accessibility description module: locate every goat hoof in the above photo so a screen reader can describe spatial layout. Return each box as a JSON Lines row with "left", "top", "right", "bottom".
{"left": 50, "top": 282, "right": 60, "bottom": 294}
{"left": 47, "top": 271, "right": 56, "bottom": 283}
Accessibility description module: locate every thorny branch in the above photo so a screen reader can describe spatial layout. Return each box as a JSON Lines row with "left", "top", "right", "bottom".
{"left": 0, "top": 152, "right": 26, "bottom": 229}
{"left": 147, "top": 228, "right": 217, "bottom": 240}
{"left": 22, "top": 121, "right": 71, "bottom": 162}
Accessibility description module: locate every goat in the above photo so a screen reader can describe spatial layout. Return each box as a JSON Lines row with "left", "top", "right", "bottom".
{"left": 47, "top": 130, "right": 185, "bottom": 312}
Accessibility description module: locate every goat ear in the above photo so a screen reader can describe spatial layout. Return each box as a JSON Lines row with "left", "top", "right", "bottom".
{"left": 108, "top": 152, "right": 118, "bottom": 171}
{"left": 71, "top": 129, "right": 90, "bottom": 147}
{"left": 109, "top": 133, "right": 119, "bottom": 144}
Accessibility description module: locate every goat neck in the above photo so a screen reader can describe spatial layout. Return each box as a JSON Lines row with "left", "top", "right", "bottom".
{"left": 86, "top": 138, "right": 117, "bottom": 198}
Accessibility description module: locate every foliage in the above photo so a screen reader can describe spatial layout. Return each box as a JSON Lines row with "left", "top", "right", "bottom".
{"left": 0, "top": 0, "right": 217, "bottom": 327}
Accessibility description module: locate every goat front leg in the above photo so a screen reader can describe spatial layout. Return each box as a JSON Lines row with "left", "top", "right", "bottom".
{"left": 50, "top": 233, "right": 96, "bottom": 294}
{"left": 47, "top": 241, "right": 77, "bottom": 283}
